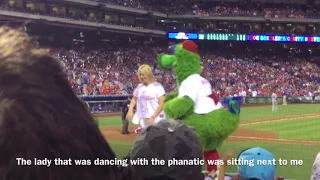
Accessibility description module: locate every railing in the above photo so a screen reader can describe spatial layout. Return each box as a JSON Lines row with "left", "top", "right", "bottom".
{"left": 79, "top": 95, "right": 131, "bottom": 113}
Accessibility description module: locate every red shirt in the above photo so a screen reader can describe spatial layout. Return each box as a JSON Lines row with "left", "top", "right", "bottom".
{"left": 102, "top": 88, "right": 110, "bottom": 95}
{"left": 109, "top": 88, "right": 115, "bottom": 94}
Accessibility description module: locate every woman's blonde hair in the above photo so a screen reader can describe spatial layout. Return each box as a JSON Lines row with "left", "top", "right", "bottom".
{"left": 138, "top": 64, "right": 156, "bottom": 83}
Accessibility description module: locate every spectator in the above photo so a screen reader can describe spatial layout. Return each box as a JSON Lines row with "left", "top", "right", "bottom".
{"left": 237, "top": 147, "right": 276, "bottom": 180}
{"left": 311, "top": 152, "right": 320, "bottom": 180}
{"left": 126, "top": 120, "right": 203, "bottom": 180}
{"left": 0, "top": 26, "right": 120, "bottom": 180}
{"left": 126, "top": 64, "right": 166, "bottom": 132}
{"left": 218, "top": 147, "right": 278, "bottom": 180}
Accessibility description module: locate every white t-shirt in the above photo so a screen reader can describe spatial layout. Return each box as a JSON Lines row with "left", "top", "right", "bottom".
{"left": 252, "top": 90, "right": 257, "bottom": 97}
{"left": 133, "top": 82, "right": 165, "bottom": 119}
{"left": 178, "top": 74, "right": 223, "bottom": 114}
{"left": 241, "top": 91, "right": 247, "bottom": 97}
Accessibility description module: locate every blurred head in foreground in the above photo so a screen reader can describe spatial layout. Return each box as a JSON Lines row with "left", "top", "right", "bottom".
{"left": 0, "top": 26, "right": 119, "bottom": 180}
{"left": 237, "top": 147, "right": 276, "bottom": 180}
{"left": 129, "top": 120, "right": 203, "bottom": 180}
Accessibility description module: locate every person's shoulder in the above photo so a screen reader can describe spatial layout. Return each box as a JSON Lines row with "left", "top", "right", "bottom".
{"left": 136, "top": 83, "right": 143, "bottom": 88}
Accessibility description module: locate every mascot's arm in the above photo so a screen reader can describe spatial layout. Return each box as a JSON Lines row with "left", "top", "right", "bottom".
{"left": 164, "top": 79, "right": 199, "bottom": 119}
{"left": 163, "top": 96, "right": 194, "bottom": 120}
{"left": 217, "top": 97, "right": 241, "bottom": 137}
{"left": 163, "top": 80, "right": 197, "bottom": 120}
{"left": 208, "top": 97, "right": 241, "bottom": 150}
{"left": 165, "top": 91, "right": 178, "bottom": 102}
{"left": 197, "top": 97, "right": 242, "bottom": 151}
{"left": 200, "top": 108, "right": 240, "bottom": 151}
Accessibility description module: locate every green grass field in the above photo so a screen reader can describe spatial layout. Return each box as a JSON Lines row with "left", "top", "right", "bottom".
{"left": 97, "top": 104, "right": 320, "bottom": 180}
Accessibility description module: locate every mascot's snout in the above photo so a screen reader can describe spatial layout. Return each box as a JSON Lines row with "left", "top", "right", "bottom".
{"left": 158, "top": 54, "right": 176, "bottom": 70}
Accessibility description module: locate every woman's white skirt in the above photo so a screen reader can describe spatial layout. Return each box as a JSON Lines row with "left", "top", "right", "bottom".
{"left": 132, "top": 113, "right": 166, "bottom": 128}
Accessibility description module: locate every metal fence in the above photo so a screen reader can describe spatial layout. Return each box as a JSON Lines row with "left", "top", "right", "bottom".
{"left": 79, "top": 95, "right": 131, "bottom": 113}
{"left": 87, "top": 100, "right": 126, "bottom": 113}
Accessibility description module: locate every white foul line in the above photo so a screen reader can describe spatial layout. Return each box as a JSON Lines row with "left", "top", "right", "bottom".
{"left": 240, "top": 114, "right": 320, "bottom": 126}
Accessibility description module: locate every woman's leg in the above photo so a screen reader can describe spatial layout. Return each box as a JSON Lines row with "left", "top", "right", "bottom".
{"left": 140, "top": 118, "right": 149, "bottom": 128}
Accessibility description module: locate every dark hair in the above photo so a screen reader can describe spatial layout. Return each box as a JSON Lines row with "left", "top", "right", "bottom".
{"left": 0, "top": 26, "right": 120, "bottom": 180}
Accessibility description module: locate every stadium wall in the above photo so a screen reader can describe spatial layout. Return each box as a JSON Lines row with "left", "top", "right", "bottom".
{"left": 80, "top": 95, "right": 319, "bottom": 113}
{"left": 245, "top": 96, "right": 319, "bottom": 104}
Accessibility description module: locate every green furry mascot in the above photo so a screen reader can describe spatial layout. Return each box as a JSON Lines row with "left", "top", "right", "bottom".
{"left": 158, "top": 40, "right": 241, "bottom": 173}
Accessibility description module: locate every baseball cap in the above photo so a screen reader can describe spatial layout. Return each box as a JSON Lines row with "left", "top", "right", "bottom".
{"left": 130, "top": 120, "right": 203, "bottom": 180}
{"left": 237, "top": 147, "right": 276, "bottom": 180}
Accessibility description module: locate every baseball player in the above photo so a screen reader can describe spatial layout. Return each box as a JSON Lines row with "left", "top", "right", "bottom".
{"left": 282, "top": 89, "right": 287, "bottom": 105}
{"left": 310, "top": 91, "right": 316, "bottom": 103}
{"left": 271, "top": 92, "right": 278, "bottom": 112}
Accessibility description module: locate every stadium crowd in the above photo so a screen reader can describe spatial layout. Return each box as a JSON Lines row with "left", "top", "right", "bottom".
{"left": 94, "top": 0, "right": 320, "bottom": 19}
{"left": 47, "top": 45, "right": 320, "bottom": 98}
{"left": 3, "top": 1, "right": 320, "bottom": 34}
{"left": 1, "top": 26, "right": 319, "bottom": 180}
{"left": 0, "top": 4, "right": 167, "bottom": 31}
{"left": 2, "top": 1, "right": 320, "bottom": 35}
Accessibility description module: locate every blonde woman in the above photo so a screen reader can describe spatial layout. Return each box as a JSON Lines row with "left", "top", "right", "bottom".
{"left": 126, "top": 64, "right": 166, "bottom": 133}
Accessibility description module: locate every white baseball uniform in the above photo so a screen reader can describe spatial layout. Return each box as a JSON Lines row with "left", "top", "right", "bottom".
{"left": 271, "top": 93, "right": 278, "bottom": 112}
{"left": 132, "top": 82, "right": 166, "bottom": 128}
{"left": 241, "top": 90, "right": 247, "bottom": 104}
{"left": 309, "top": 91, "right": 315, "bottom": 103}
